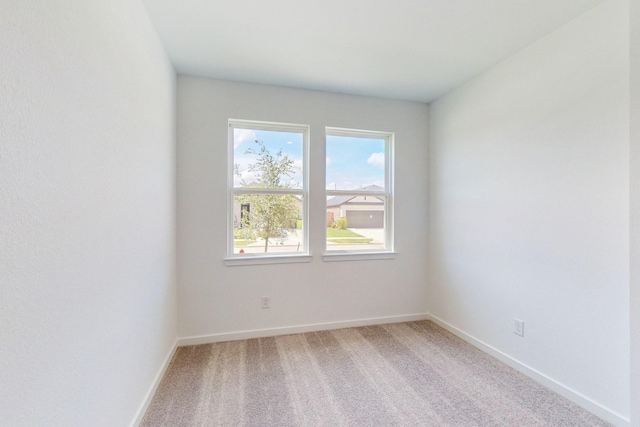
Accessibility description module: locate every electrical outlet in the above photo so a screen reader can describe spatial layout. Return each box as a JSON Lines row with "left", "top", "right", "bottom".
{"left": 261, "top": 296, "right": 270, "bottom": 309}
{"left": 513, "top": 318, "right": 524, "bottom": 337}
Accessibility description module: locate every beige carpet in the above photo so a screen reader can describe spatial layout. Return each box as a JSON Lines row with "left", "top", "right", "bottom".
{"left": 141, "top": 321, "right": 611, "bottom": 426}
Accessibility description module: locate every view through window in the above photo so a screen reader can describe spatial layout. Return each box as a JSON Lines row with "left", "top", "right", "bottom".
{"left": 229, "top": 120, "right": 308, "bottom": 256}
{"left": 326, "top": 128, "right": 393, "bottom": 252}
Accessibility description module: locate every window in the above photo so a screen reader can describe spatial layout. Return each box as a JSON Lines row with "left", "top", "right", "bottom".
{"left": 325, "top": 128, "right": 394, "bottom": 253}
{"left": 228, "top": 120, "right": 309, "bottom": 258}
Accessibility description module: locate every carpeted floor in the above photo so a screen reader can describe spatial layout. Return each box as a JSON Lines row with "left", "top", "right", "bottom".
{"left": 141, "top": 320, "right": 611, "bottom": 426}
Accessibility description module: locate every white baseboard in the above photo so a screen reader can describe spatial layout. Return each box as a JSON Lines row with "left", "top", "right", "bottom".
{"left": 129, "top": 339, "right": 179, "bottom": 427}
{"left": 427, "top": 314, "right": 630, "bottom": 427}
{"left": 178, "top": 313, "right": 430, "bottom": 347}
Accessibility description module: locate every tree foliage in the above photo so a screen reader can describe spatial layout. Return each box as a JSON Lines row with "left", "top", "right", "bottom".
{"left": 235, "top": 140, "right": 300, "bottom": 252}
{"left": 333, "top": 217, "right": 348, "bottom": 230}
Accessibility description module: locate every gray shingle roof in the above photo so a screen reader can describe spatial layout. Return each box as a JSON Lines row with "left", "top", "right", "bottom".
{"left": 326, "top": 185, "right": 384, "bottom": 207}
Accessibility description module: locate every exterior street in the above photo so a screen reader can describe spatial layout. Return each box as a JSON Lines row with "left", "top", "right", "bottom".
{"left": 235, "top": 228, "right": 385, "bottom": 254}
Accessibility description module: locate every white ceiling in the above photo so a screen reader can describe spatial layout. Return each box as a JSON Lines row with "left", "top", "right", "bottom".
{"left": 142, "top": 0, "right": 604, "bottom": 103}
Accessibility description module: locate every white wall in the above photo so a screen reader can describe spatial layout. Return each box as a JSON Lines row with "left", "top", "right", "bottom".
{"left": 0, "top": 1, "right": 176, "bottom": 425}
{"left": 428, "top": 0, "right": 629, "bottom": 423}
{"left": 630, "top": 0, "right": 640, "bottom": 425}
{"left": 177, "top": 78, "right": 429, "bottom": 339}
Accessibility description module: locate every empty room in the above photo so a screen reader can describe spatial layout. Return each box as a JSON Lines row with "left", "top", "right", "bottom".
{"left": 2, "top": 0, "right": 639, "bottom": 426}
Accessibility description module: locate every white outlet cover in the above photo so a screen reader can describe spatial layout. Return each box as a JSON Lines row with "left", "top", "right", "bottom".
{"left": 513, "top": 318, "right": 524, "bottom": 337}
{"left": 261, "top": 296, "right": 270, "bottom": 309}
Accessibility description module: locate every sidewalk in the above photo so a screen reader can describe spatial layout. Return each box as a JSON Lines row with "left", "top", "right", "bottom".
{"left": 235, "top": 228, "right": 385, "bottom": 254}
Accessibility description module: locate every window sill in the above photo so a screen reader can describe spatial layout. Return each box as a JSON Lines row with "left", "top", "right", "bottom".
{"left": 224, "top": 254, "right": 313, "bottom": 267}
{"left": 322, "top": 251, "right": 398, "bottom": 262}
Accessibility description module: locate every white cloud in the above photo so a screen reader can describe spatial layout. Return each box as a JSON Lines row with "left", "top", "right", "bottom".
{"left": 233, "top": 129, "right": 256, "bottom": 149}
{"left": 287, "top": 141, "right": 293, "bottom": 145}
{"left": 326, "top": 156, "right": 332, "bottom": 165}
{"left": 284, "top": 159, "right": 303, "bottom": 188}
{"left": 236, "top": 169, "right": 256, "bottom": 185}
{"left": 367, "top": 152, "right": 385, "bottom": 168}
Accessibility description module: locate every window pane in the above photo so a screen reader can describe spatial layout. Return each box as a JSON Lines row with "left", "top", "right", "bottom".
{"left": 233, "top": 194, "right": 304, "bottom": 254}
{"left": 326, "top": 135, "right": 385, "bottom": 191}
{"left": 326, "top": 195, "right": 385, "bottom": 251}
{"left": 233, "top": 128, "right": 303, "bottom": 189}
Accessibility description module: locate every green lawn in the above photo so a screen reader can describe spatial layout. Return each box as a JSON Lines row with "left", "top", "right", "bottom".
{"left": 326, "top": 227, "right": 364, "bottom": 238}
{"left": 329, "top": 238, "right": 373, "bottom": 243}
{"left": 326, "top": 228, "right": 373, "bottom": 244}
{"left": 233, "top": 239, "right": 256, "bottom": 246}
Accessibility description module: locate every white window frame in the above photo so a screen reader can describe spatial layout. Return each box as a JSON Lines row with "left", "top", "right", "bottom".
{"left": 323, "top": 127, "right": 395, "bottom": 261}
{"left": 225, "top": 119, "right": 311, "bottom": 266}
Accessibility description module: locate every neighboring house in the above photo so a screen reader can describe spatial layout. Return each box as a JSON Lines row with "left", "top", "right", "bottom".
{"left": 327, "top": 185, "right": 384, "bottom": 228}
{"left": 233, "top": 202, "right": 250, "bottom": 229}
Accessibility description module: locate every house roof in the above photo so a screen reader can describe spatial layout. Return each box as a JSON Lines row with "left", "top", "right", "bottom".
{"left": 327, "top": 195, "right": 353, "bottom": 208}
{"left": 327, "top": 185, "right": 384, "bottom": 208}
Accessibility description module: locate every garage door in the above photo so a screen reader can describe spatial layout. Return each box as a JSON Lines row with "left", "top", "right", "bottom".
{"left": 346, "top": 210, "right": 384, "bottom": 228}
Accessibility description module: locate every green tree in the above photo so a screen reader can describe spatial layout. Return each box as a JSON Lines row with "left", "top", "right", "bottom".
{"left": 235, "top": 140, "right": 300, "bottom": 252}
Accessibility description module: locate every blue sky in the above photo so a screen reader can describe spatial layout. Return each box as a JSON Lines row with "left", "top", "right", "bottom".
{"left": 326, "top": 135, "right": 385, "bottom": 190}
{"left": 233, "top": 128, "right": 385, "bottom": 190}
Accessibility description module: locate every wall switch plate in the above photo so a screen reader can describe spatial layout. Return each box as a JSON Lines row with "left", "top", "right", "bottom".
{"left": 513, "top": 318, "right": 524, "bottom": 337}
{"left": 261, "top": 296, "right": 270, "bottom": 309}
